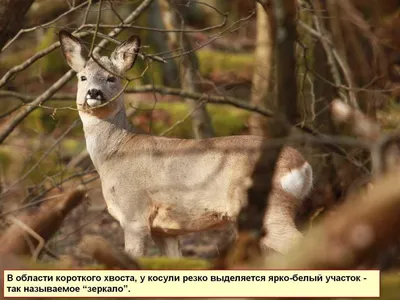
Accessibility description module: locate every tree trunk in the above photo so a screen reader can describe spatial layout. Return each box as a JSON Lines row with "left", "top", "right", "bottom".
{"left": 159, "top": 0, "right": 215, "bottom": 139}
{"left": 310, "top": 0, "right": 342, "bottom": 209}
{"left": 0, "top": 0, "right": 34, "bottom": 50}
{"left": 238, "top": 0, "right": 298, "bottom": 245}
{"left": 147, "top": 0, "right": 179, "bottom": 87}
{"left": 249, "top": 2, "right": 275, "bottom": 136}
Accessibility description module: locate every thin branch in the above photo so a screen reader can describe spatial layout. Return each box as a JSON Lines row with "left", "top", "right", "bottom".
{"left": 0, "top": 85, "right": 275, "bottom": 117}
{"left": 6, "top": 216, "right": 45, "bottom": 262}
{"left": 0, "top": 119, "right": 81, "bottom": 197}
{"left": 0, "top": 0, "right": 155, "bottom": 144}
{"left": 88, "top": 0, "right": 102, "bottom": 55}
{"left": 2, "top": 1, "right": 90, "bottom": 52}
{"left": 82, "top": 0, "right": 93, "bottom": 25}
{"left": 0, "top": 70, "right": 76, "bottom": 144}
{"left": 162, "top": 10, "right": 255, "bottom": 60}
{"left": 0, "top": 32, "right": 91, "bottom": 89}
{"left": 79, "top": 17, "right": 228, "bottom": 33}
{"left": 92, "top": 0, "right": 154, "bottom": 56}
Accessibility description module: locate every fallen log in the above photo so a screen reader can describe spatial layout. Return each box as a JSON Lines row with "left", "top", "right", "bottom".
{"left": 0, "top": 186, "right": 86, "bottom": 258}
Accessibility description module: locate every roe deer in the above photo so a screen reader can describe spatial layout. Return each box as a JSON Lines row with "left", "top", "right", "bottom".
{"left": 59, "top": 30, "right": 313, "bottom": 258}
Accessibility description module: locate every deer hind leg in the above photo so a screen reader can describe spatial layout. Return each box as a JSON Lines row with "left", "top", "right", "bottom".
{"left": 153, "top": 235, "right": 181, "bottom": 257}
{"left": 260, "top": 161, "right": 313, "bottom": 254}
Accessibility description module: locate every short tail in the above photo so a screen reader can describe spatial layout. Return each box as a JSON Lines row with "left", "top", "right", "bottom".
{"left": 279, "top": 161, "right": 313, "bottom": 200}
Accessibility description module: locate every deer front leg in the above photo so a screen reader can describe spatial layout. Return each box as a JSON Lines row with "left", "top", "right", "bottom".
{"left": 153, "top": 235, "right": 181, "bottom": 257}
{"left": 123, "top": 222, "right": 151, "bottom": 258}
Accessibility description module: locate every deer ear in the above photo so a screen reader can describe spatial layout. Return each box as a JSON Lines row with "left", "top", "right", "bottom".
{"left": 111, "top": 35, "right": 141, "bottom": 74}
{"left": 59, "top": 30, "right": 88, "bottom": 72}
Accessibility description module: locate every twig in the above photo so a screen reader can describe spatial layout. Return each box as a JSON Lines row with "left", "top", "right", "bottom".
{"left": 0, "top": 187, "right": 86, "bottom": 257}
{"left": 2, "top": 1, "right": 90, "bottom": 52}
{"left": 88, "top": 0, "right": 102, "bottom": 56}
{"left": 160, "top": 99, "right": 208, "bottom": 136}
{"left": 0, "top": 0, "right": 155, "bottom": 144}
{"left": 6, "top": 216, "right": 45, "bottom": 262}
{"left": 162, "top": 10, "right": 255, "bottom": 60}
{"left": 92, "top": 0, "right": 154, "bottom": 56}
{"left": 0, "top": 86, "right": 275, "bottom": 117}
{"left": 0, "top": 119, "right": 81, "bottom": 197}
{"left": 0, "top": 32, "right": 91, "bottom": 89}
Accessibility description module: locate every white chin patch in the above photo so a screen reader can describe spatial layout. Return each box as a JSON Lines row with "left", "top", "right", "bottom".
{"left": 86, "top": 99, "right": 102, "bottom": 107}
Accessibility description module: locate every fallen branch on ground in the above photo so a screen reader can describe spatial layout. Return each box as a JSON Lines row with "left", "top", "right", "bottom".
{"left": 0, "top": 187, "right": 86, "bottom": 258}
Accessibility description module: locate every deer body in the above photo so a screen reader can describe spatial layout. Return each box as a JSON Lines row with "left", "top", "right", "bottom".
{"left": 60, "top": 31, "right": 313, "bottom": 258}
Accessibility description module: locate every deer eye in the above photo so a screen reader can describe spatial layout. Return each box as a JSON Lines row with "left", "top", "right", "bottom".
{"left": 107, "top": 77, "right": 116, "bottom": 83}
{"left": 80, "top": 76, "right": 87, "bottom": 81}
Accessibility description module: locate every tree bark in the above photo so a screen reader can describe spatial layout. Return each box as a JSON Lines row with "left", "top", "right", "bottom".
{"left": 249, "top": 2, "right": 275, "bottom": 136}
{"left": 238, "top": 0, "right": 298, "bottom": 243}
{"left": 159, "top": 0, "right": 215, "bottom": 139}
{"left": 310, "top": 0, "right": 342, "bottom": 208}
{"left": 147, "top": 0, "right": 179, "bottom": 87}
{"left": 0, "top": 0, "right": 35, "bottom": 50}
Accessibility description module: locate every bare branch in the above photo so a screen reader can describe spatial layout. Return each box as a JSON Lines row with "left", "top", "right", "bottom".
{"left": 2, "top": 1, "right": 90, "bottom": 52}
{"left": 0, "top": 0, "right": 35, "bottom": 50}
{"left": 0, "top": 0, "right": 155, "bottom": 144}
{"left": 0, "top": 187, "right": 86, "bottom": 257}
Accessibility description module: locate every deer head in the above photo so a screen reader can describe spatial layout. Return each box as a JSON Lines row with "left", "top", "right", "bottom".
{"left": 59, "top": 30, "right": 140, "bottom": 117}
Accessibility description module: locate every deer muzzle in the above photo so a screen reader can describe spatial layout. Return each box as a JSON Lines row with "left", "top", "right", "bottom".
{"left": 85, "top": 89, "right": 105, "bottom": 107}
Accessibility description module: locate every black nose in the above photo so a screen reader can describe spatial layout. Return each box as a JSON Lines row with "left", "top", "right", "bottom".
{"left": 87, "top": 89, "right": 104, "bottom": 101}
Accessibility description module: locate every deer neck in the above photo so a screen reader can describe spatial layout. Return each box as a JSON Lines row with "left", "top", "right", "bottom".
{"left": 79, "top": 103, "right": 134, "bottom": 169}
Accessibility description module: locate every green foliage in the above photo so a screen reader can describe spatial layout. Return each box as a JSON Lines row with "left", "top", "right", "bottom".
{"left": 61, "top": 138, "right": 81, "bottom": 155}
{"left": 0, "top": 148, "right": 11, "bottom": 173}
{"left": 377, "top": 97, "right": 400, "bottom": 131}
{"left": 22, "top": 109, "right": 46, "bottom": 133}
{"left": 379, "top": 272, "right": 400, "bottom": 300}
{"left": 0, "top": 49, "right": 34, "bottom": 71}
{"left": 197, "top": 50, "right": 254, "bottom": 76}
{"left": 138, "top": 257, "right": 210, "bottom": 269}
{"left": 18, "top": 255, "right": 210, "bottom": 270}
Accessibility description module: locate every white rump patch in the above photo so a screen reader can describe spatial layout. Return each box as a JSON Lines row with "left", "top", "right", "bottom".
{"left": 280, "top": 162, "right": 313, "bottom": 199}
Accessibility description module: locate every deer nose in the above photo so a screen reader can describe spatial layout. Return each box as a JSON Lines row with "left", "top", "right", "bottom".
{"left": 87, "top": 89, "right": 104, "bottom": 101}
